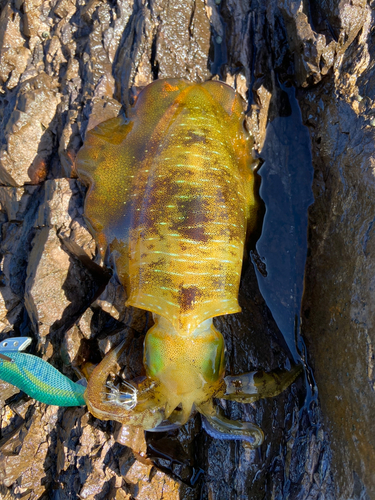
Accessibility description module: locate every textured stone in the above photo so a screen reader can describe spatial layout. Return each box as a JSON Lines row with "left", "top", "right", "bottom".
{"left": 23, "top": 179, "right": 96, "bottom": 343}
{"left": 0, "top": 4, "right": 31, "bottom": 89}
{"left": 300, "top": 78, "right": 375, "bottom": 499}
{"left": 0, "top": 73, "right": 61, "bottom": 186}
{"left": 25, "top": 225, "right": 71, "bottom": 339}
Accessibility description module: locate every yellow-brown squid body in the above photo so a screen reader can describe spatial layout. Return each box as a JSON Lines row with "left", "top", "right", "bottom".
{"left": 76, "top": 79, "right": 301, "bottom": 446}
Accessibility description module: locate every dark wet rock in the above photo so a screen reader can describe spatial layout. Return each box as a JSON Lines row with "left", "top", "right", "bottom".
{"left": 0, "top": 0, "right": 373, "bottom": 498}
{"left": 270, "top": 2, "right": 375, "bottom": 498}
{"left": 58, "top": 110, "right": 83, "bottom": 179}
{"left": 22, "top": 0, "right": 51, "bottom": 46}
{"left": 114, "top": 422, "right": 147, "bottom": 455}
{"left": 93, "top": 274, "right": 128, "bottom": 323}
{"left": 299, "top": 69, "right": 375, "bottom": 500}
{"left": 0, "top": 380, "right": 18, "bottom": 409}
{"left": 152, "top": 0, "right": 211, "bottom": 81}
{"left": 279, "top": 0, "right": 369, "bottom": 88}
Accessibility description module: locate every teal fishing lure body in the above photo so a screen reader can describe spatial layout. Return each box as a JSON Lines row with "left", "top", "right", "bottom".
{"left": 0, "top": 351, "right": 86, "bottom": 407}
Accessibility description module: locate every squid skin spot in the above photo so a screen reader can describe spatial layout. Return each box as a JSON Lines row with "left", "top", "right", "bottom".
{"left": 178, "top": 286, "right": 203, "bottom": 312}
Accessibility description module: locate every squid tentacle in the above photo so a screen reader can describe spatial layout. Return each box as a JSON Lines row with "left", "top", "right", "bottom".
{"left": 198, "top": 401, "right": 264, "bottom": 447}
{"left": 85, "top": 340, "right": 134, "bottom": 417}
{"left": 197, "top": 365, "right": 302, "bottom": 445}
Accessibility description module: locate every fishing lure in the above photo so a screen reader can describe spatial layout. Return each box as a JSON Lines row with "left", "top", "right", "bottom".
{"left": 0, "top": 79, "right": 301, "bottom": 446}
{"left": 0, "top": 337, "right": 85, "bottom": 406}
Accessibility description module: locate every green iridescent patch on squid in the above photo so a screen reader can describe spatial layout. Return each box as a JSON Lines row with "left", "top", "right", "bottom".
{"left": 144, "top": 334, "right": 165, "bottom": 377}
{"left": 200, "top": 336, "right": 226, "bottom": 383}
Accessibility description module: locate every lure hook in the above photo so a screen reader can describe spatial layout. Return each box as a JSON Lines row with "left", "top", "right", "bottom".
{"left": 105, "top": 380, "right": 138, "bottom": 410}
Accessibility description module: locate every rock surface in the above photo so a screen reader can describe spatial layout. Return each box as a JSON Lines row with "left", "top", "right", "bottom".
{"left": 0, "top": 0, "right": 374, "bottom": 499}
{"left": 274, "top": 1, "right": 375, "bottom": 498}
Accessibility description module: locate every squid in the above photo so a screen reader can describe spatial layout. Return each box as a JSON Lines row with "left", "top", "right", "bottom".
{"left": 0, "top": 79, "right": 301, "bottom": 446}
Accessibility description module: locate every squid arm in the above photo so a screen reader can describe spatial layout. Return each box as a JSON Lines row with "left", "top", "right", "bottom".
{"left": 220, "top": 364, "right": 303, "bottom": 403}
{"left": 198, "top": 399, "right": 264, "bottom": 447}
{"left": 196, "top": 364, "right": 303, "bottom": 447}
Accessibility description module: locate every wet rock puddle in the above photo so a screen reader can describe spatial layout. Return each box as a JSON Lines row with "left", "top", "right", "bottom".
{"left": 255, "top": 85, "right": 316, "bottom": 407}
